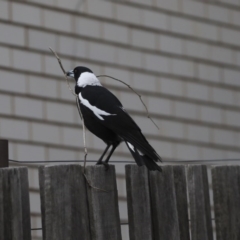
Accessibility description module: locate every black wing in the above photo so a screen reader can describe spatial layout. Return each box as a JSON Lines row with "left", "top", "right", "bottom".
{"left": 80, "top": 86, "right": 161, "bottom": 162}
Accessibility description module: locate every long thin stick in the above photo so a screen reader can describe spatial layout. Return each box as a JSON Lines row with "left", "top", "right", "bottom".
{"left": 97, "top": 75, "right": 159, "bottom": 130}
{"left": 49, "top": 47, "right": 88, "bottom": 166}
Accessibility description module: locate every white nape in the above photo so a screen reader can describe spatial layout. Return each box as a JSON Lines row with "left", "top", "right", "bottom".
{"left": 79, "top": 93, "right": 116, "bottom": 120}
{"left": 77, "top": 72, "right": 102, "bottom": 88}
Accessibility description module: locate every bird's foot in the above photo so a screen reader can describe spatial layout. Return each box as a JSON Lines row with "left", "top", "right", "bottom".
{"left": 95, "top": 161, "right": 109, "bottom": 170}
{"left": 103, "top": 162, "right": 109, "bottom": 171}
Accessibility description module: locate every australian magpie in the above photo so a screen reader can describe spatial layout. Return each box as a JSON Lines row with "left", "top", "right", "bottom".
{"left": 67, "top": 66, "right": 162, "bottom": 171}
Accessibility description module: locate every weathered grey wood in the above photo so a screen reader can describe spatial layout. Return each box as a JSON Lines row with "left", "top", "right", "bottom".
{"left": 212, "top": 166, "right": 240, "bottom": 240}
{"left": 173, "top": 165, "right": 190, "bottom": 240}
{"left": 125, "top": 165, "right": 152, "bottom": 240}
{"left": 187, "top": 165, "right": 213, "bottom": 240}
{"left": 86, "top": 165, "right": 122, "bottom": 240}
{"left": 149, "top": 165, "right": 180, "bottom": 240}
{"left": 0, "top": 140, "right": 8, "bottom": 168}
{"left": 0, "top": 167, "right": 31, "bottom": 240}
{"left": 39, "top": 164, "right": 90, "bottom": 240}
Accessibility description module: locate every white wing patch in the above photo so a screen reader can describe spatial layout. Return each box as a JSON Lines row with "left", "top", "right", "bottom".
{"left": 79, "top": 93, "right": 116, "bottom": 120}
{"left": 127, "top": 142, "right": 135, "bottom": 152}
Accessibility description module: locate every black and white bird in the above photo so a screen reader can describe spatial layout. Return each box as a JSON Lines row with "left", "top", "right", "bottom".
{"left": 67, "top": 66, "right": 162, "bottom": 171}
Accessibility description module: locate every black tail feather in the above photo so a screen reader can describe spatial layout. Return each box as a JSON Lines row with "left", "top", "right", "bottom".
{"left": 142, "top": 154, "right": 162, "bottom": 172}
{"left": 125, "top": 141, "right": 162, "bottom": 171}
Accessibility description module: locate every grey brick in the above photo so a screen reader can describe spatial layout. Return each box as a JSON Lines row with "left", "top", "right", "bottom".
{"left": 171, "top": 59, "right": 194, "bottom": 77}
{"left": 44, "top": 55, "right": 72, "bottom": 75}
{"left": 143, "top": 9, "right": 168, "bottom": 30}
{"left": 0, "top": 70, "right": 26, "bottom": 94}
{"left": 225, "top": 110, "right": 240, "bottom": 127}
{"left": 159, "top": 120, "right": 184, "bottom": 139}
{"left": 0, "top": 1, "right": 9, "bottom": 20}
{"left": 187, "top": 82, "right": 209, "bottom": 101}
{"left": 89, "top": 42, "right": 117, "bottom": 63}
{"left": 59, "top": 36, "right": 87, "bottom": 58}
{"left": 62, "top": 126, "right": 83, "bottom": 147}
{"left": 198, "top": 64, "right": 220, "bottom": 82}
{"left": 0, "top": 119, "right": 29, "bottom": 141}
{"left": 57, "top": 0, "right": 85, "bottom": 11}
{"left": 131, "top": 29, "right": 156, "bottom": 50}
{"left": 148, "top": 97, "right": 172, "bottom": 115}
{"left": 48, "top": 148, "right": 78, "bottom": 161}
{"left": 237, "top": 51, "right": 240, "bottom": 66}
{"left": 160, "top": 78, "right": 183, "bottom": 96}
{"left": 188, "top": 125, "right": 210, "bottom": 143}
{"left": 185, "top": 40, "right": 210, "bottom": 59}
{"left": 28, "top": 76, "right": 58, "bottom": 98}
{"left": 171, "top": 17, "right": 194, "bottom": 36}
{"left": 132, "top": 72, "right": 156, "bottom": 92}
{"left": 103, "top": 67, "right": 131, "bottom": 85}
{"left": 207, "top": 5, "right": 230, "bottom": 23}
{"left": 120, "top": 92, "right": 148, "bottom": 112}
{"left": 212, "top": 88, "right": 234, "bottom": 105}
{"left": 201, "top": 106, "right": 222, "bottom": 124}
{"left": 182, "top": 0, "right": 206, "bottom": 18}
{"left": 13, "top": 49, "right": 42, "bottom": 72}
{"left": 103, "top": 23, "right": 129, "bottom": 44}
{"left": 12, "top": 2, "right": 41, "bottom": 26}
{"left": 0, "top": 23, "right": 25, "bottom": 46}
{"left": 43, "top": 9, "right": 71, "bottom": 32}
{"left": 17, "top": 143, "right": 45, "bottom": 161}
{"left": 160, "top": 35, "right": 184, "bottom": 55}
{"left": 14, "top": 97, "right": 43, "bottom": 119}
{"left": 116, "top": 4, "right": 142, "bottom": 25}
{"left": 86, "top": 0, "right": 113, "bottom": 18}
{"left": 28, "top": 29, "right": 56, "bottom": 51}
{"left": 194, "top": 22, "right": 218, "bottom": 41}
{"left": 224, "top": 69, "right": 240, "bottom": 87}
{"left": 0, "top": 46, "right": 10, "bottom": 67}
{"left": 176, "top": 143, "right": 200, "bottom": 160}
{"left": 151, "top": 140, "right": 174, "bottom": 159}
{"left": 118, "top": 48, "right": 142, "bottom": 68}
{"left": 213, "top": 129, "right": 237, "bottom": 146}
{"left": 32, "top": 123, "right": 61, "bottom": 144}
{"left": 145, "top": 54, "right": 170, "bottom": 73}
{"left": 175, "top": 102, "right": 198, "bottom": 120}
{"left": 221, "top": 28, "right": 240, "bottom": 46}
{"left": 156, "top": 0, "right": 179, "bottom": 11}
{"left": 75, "top": 17, "right": 101, "bottom": 38}
{"left": 46, "top": 102, "right": 75, "bottom": 124}
{"left": 209, "top": 46, "right": 232, "bottom": 65}
{"left": 60, "top": 81, "right": 77, "bottom": 101}
{"left": 233, "top": 10, "right": 240, "bottom": 26}
{"left": 0, "top": 94, "right": 12, "bottom": 114}
{"left": 202, "top": 148, "right": 224, "bottom": 160}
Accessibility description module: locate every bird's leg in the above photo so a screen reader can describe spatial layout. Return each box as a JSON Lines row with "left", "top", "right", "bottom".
{"left": 103, "top": 142, "right": 120, "bottom": 171}
{"left": 96, "top": 144, "right": 111, "bottom": 165}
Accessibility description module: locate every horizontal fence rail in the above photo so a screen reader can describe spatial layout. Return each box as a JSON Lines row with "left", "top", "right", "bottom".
{"left": 1, "top": 147, "right": 240, "bottom": 240}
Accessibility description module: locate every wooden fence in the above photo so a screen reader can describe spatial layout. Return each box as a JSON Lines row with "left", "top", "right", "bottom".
{"left": 1, "top": 139, "right": 240, "bottom": 240}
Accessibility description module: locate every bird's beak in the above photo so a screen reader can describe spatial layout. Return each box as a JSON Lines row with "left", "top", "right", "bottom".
{"left": 66, "top": 70, "right": 74, "bottom": 78}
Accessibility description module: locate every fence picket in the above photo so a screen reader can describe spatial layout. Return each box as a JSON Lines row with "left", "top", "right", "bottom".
{"left": 125, "top": 165, "right": 152, "bottom": 240}
{"left": 0, "top": 167, "right": 31, "bottom": 240}
{"left": 39, "top": 164, "right": 90, "bottom": 240}
{"left": 212, "top": 166, "right": 240, "bottom": 240}
{"left": 149, "top": 165, "right": 181, "bottom": 240}
{"left": 173, "top": 165, "right": 190, "bottom": 240}
{"left": 85, "top": 165, "right": 122, "bottom": 240}
{"left": 187, "top": 165, "right": 213, "bottom": 240}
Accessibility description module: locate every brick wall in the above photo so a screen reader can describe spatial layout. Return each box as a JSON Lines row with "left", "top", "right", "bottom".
{"left": 1, "top": 0, "right": 240, "bottom": 238}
